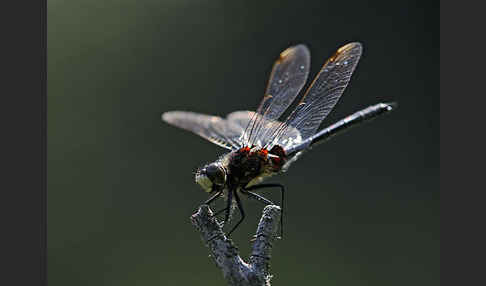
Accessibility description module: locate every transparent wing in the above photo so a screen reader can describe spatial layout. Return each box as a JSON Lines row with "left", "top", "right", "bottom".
{"left": 270, "top": 42, "right": 363, "bottom": 148}
{"left": 227, "top": 111, "right": 303, "bottom": 151}
{"left": 244, "top": 44, "right": 310, "bottom": 147}
{"left": 162, "top": 111, "right": 245, "bottom": 150}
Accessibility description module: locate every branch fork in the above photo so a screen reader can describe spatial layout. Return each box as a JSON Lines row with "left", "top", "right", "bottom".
{"left": 190, "top": 204, "right": 282, "bottom": 286}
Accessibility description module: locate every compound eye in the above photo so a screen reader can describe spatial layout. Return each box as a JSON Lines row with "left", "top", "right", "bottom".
{"left": 204, "top": 164, "right": 226, "bottom": 186}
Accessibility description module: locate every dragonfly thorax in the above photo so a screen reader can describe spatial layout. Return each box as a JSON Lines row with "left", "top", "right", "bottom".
{"left": 223, "top": 146, "right": 285, "bottom": 188}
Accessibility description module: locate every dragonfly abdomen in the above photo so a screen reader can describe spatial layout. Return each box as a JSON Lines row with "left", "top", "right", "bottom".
{"left": 286, "top": 102, "right": 396, "bottom": 155}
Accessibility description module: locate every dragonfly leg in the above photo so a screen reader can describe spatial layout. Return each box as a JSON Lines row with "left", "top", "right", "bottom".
{"left": 221, "top": 189, "right": 233, "bottom": 228}
{"left": 227, "top": 190, "right": 245, "bottom": 237}
{"left": 204, "top": 190, "right": 228, "bottom": 221}
{"left": 204, "top": 190, "right": 222, "bottom": 205}
{"left": 243, "top": 183, "right": 285, "bottom": 239}
{"left": 241, "top": 190, "right": 274, "bottom": 205}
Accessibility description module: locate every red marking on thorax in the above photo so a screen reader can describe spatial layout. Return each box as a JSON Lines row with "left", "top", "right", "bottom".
{"left": 257, "top": 148, "right": 268, "bottom": 157}
{"left": 271, "top": 157, "right": 281, "bottom": 165}
{"left": 238, "top": 146, "right": 269, "bottom": 160}
{"left": 269, "top": 145, "right": 287, "bottom": 169}
{"left": 240, "top": 146, "right": 251, "bottom": 153}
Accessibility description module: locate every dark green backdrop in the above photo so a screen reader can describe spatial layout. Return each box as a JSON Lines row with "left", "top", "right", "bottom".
{"left": 48, "top": 1, "right": 439, "bottom": 285}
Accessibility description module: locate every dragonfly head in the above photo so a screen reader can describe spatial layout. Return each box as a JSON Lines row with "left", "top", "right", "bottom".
{"left": 195, "top": 162, "right": 227, "bottom": 193}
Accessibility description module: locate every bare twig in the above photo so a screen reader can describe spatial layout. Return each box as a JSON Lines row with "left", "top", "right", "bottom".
{"left": 190, "top": 204, "right": 282, "bottom": 286}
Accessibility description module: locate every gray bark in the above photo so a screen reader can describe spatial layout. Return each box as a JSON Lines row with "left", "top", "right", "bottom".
{"left": 190, "top": 204, "right": 282, "bottom": 286}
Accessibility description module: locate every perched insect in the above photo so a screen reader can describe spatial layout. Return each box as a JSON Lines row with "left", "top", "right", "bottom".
{"left": 162, "top": 42, "right": 396, "bottom": 238}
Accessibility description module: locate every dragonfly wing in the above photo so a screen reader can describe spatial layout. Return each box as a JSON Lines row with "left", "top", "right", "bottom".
{"left": 227, "top": 111, "right": 302, "bottom": 150}
{"left": 273, "top": 42, "right": 363, "bottom": 146}
{"left": 226, "top": 110, "right": 255, "bottom": 130}
{"left": 162, "top": 111, "right": 244, "bottom": 150}
{"left": 244, "top": 45, "right": 310, "bottom": 147}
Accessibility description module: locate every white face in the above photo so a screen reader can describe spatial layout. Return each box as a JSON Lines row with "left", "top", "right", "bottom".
{"left": 195, "top": 163, "right": 226, "bottom": 193}
{"left": 195, "top": 172, "right": 213, "bottom": 192}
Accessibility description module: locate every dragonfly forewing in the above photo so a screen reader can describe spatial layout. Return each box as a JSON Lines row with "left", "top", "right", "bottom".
{"left": 245, "top": 45, "right": 310, "bottom": 148}
{"left": 271, "top": 42, "right": 363, "bottom": 148}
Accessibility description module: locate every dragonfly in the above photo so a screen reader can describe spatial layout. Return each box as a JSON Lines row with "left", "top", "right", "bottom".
{"left": 162, "top": 42, "right": 396, "bottom": 238}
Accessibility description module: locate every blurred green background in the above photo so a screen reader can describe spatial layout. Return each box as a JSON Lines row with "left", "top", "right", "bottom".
{"left": 48, "top": 0, "right": 439, "bottom": 285}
